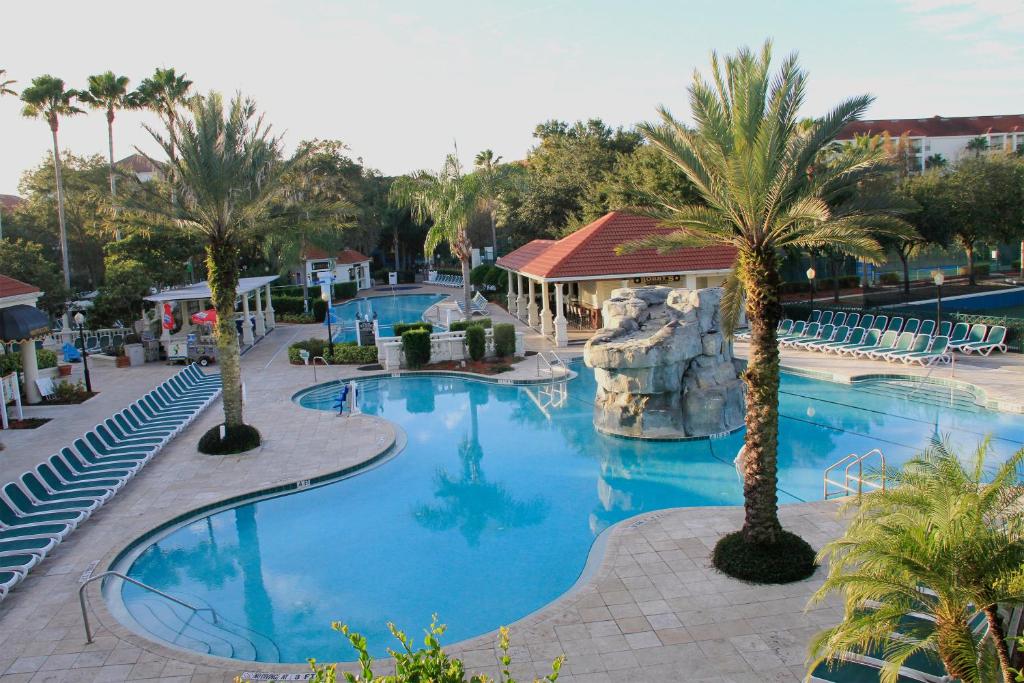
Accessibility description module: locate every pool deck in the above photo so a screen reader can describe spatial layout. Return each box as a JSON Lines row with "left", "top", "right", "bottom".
{"left": 1, "top": 287, "right": 1022, "bottom": 683}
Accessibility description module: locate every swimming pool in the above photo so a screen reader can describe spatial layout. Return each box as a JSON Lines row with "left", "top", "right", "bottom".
{"left": 328, "top": 293, "right": 447, "bottom": 342}
{"left": 110, "top": 365, "right": 1024, "bottom": 663}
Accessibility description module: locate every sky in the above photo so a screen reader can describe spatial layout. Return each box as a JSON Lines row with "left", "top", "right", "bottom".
{"left": 2, "top": 0, "right": 1023, "bottom": 194}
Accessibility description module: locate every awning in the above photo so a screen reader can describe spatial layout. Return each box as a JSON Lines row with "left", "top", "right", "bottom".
{"left": 0, "top": 304, "right": 51, "bottom": 342}
{"left": 144, "top": 275, "right": 279, "bottom": 304}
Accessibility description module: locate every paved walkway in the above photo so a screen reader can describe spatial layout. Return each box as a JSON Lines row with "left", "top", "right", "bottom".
{"left": 0, "top": 292, "right": 1020, "bottom": 682}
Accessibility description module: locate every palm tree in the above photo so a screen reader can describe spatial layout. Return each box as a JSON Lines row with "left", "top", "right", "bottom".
{"left": 0, "top": 69, "right": 16, "bottom": 97}
{"left": 129, "top": 92, "right": 303, "bottom": 440}
{"left": 135, "top": 67, "right": 192, "bottom": 162}
{"left": 474, "top": 149, "right": 503, "bottom": 256}
{"left": 808, "top": 439, "right": 1024, "bottom": 683}
{"left": 618, "top": 42, "right": 914, "bottom": 570}
{"left": 77, "top": 71, "right": 141, "bottom": 239}
{"left": 20, "top": 75, "right": 84, "bottom": 292}
{"left": 391, "top": 154, "right": 479, "bottom": 317}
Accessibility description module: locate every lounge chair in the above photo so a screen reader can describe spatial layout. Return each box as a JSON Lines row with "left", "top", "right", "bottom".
{"left": 0, "top": 553, "right": 42, "bottom": 575}
{"left": 949, "top": 324, "right": 987, "bottom": 352}
{"left": 50, "top": 452, "right": 133, "bottom": 485}
{"left": 960, "top": 326, "right": 1007, "bottom": 355}
{"left": 848, "top": 329, "right": 892, "bottom": 358}
{"left": 776, "top": 321, "right": 807, "bottom": 343}
{"left": 792, "top": 324, "right": 835, "bottom": 350}
{"left": 0, "top": 570, "right": 23, "bottom": 600}
{"left": 858, "top": 314, "right": 875, "bottom": 330}
{"left": 885, "top": 317, "right": 904, "bottom": 333}
{"left": 35, "top": 462, "right": 123, "bottom": 497}
{"left": 901, "top": 319, "right": 921, "bottom": 336}
{"left": 870, "top": 315, "right": 887, "bottom": 331}
{"left": 62, "top": 445, "right": 143, "bottom": 477}
{"left": 780, "top": 322, "right": 819, "bottom": 347}
{"left": 822, "top": 327, "right": 866, "bottom": 353}
{"left": 845, "top": 313, "right": 861, "bottom": 328}
{"left": 17, "top": 472, "right": 112, "bottom": 506}
{"left": 80, "top": 433, "right": 157, "bottom": 461}
{"left": 866, "top": 331, "right": 914, "bottom": 360}
{"left": 832, "top": 312, "right": 847, "bottom": 327}
{"left": 902, "top": 336, "right": 951, "bottom": 366}
{"left": 807, "top": 310, "right": 822, "bottom": 324}
{"left": 803, "top": 325, "right": 850, "bottom": 351}
{"left": 0, "top": 522, "right": 71, "bottom": 543}
{"left": 938, "top": 320, "right": 952, "bottom": 337}
{"left": 3, "top": 483, "right": 98, "bottom": 518}
{"left": 946, "top": 322, "right": 971, "bottom": 348}
{"left": 917, "top": 319, "right": 936, "bottom": 337}
{"left": 0, "top": 491, "right": 87, "bottom": 529}
{"left": 819, "top": 311, "right": 834, "bottom": 326}
{"left": 882, "top": 334, "right": 931, "bottom": 362}
{"left": 0, "top": 536, "right": 58, "bottom": 559}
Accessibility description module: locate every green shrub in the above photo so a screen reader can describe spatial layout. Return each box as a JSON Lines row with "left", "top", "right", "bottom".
{"left": 469, "top": 264, "right": 492, "bottom": 286}
{"left": 312, "top": 299, "right": 328, "bottom": 322}
{"left": 493, "top": 323, "right": 515, "bottom": 358}
{"left": 0, "top": 346, "right": 57, "bottom": 374}
{"left": 484, "top": 267, "right": 507, "bottom": 290}
{"left": 272, "top": 296, "right": 307, "bottom": 316}
{"left": 279, "top": 312, "right": 315, "bottom": 324}
{"left": 332, "top": 344, "right": 378, "bottom": 364}
{"left": 449, "top": 317, "right": 491, "bottom": 332}
{"left": 879, "top": 272, "right": 901, "bottom": 285}
{"left": 300, "top": 617, "right": 563, "bottom": 683}
{"left": 712, "top": 530, "right": 817, "bottom": 584}
{"left": 52, "top": 380, "right": 91, "bottom": 402}
{"left": 465, "top": 324, "right": 486, "bottom": 361}
{"left": 273, "top": 284, "right": 305, "bottom": 298}
{"left": 392, "top": 321, "right": 434, "bottom": 336}
{"left": 333, "top": 281, "right": 358, "bottom": 300}
{"left": 198, "top": 423, "right": 261, "bottom": 455}
{"left": 288, "top": 338, "right": 329, "bottom": 363}
{"left": 402, "top": 329, "right": 432, "bottom": 369}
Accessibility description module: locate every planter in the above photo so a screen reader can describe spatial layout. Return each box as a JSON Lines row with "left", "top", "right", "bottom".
{"left": 57, "top": 364, "right": 72, "bottom": 377}
{"left": 116, "top": 355, "right": 131, "bottom": 368}
{"left": 124, "top": 343, "right": 145, "bottom": 366}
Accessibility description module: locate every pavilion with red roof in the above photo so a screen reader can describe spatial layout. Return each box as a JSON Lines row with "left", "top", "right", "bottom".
{"left": 496, "top": 212, "right": 736, "bottom": 346}
{"left": 0, "top": 274, "right": 50, "bottom": 404}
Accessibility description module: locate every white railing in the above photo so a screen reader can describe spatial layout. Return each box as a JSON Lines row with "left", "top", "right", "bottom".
{"left": 536, "top": 350, "right": 567, "bottom": 379}
{"left": 824, "top": 448, "right": 886, "bottom": 499}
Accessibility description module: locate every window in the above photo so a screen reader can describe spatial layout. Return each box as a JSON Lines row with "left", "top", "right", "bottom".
{"left": 311, "top": 261, "right": 330, "bottom": 272}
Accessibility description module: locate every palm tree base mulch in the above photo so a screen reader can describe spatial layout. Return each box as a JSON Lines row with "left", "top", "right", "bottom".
{"left": 198, "top": 423, "right": 261, "bottom": 455}
{"left": 1, "top": 418, "right": 50, "bottom": 430}
{"left": 712, "top": 530, "right": 817, "bottom": 584}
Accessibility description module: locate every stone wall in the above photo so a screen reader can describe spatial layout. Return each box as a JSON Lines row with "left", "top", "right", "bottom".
{"left": 584, "top": 286, "right": 745, "bottom": 439}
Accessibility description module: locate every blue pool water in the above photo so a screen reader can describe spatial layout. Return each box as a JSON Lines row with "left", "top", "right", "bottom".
{"left": 328, "top": 293, "right": 447, "bottom": 342}
{"left": 113, "top": 366, "right": 1024, "bottom": 663}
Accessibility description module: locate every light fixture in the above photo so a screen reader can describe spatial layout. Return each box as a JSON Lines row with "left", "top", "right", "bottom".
{"left": 320, "top": 289, "right": 330, "bottom": 302}
{"left": 991, "top": 249, "right": 999, "bottom": 260}
{"left": 932, "top": 271, "right": 945, "bottom": 287}
{"left": 73, "top": 311, "right": 85, "bottom": 327}
{"left": 806, "top": 267, "right": 816, "bottom": 280}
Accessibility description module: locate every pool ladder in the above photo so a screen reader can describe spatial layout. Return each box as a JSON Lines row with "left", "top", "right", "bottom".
{"left": 823, "top": 448, "right": 886, "bottom": 500}
{"left": 536, "top": 350, "right": 567, "bottom": 380}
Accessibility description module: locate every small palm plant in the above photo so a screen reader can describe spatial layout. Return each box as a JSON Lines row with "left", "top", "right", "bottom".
{"left": 391, "top": 154, "right": 480, "bottom": 317}
{"left": 129, "top": 92, "right": 304, "bottom": 450}
{"left": 618, "top": 41, "right": 915, "bottom": 581}
{"left": 808, "top": 438, "right": 1024, "bottom": 683}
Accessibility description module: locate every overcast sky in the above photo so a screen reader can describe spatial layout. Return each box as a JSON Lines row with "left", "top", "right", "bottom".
{"left": 2, "top": 0, "right": 1022, "bottom": 194}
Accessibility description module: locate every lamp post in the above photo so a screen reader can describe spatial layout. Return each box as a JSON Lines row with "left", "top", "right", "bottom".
{"left": 321, "top": 287, "right": 334, "bottom": 358}
{"left": 73, "top": 312, "right": 92, "bottom": 394}
{"left": 806, "top": 266, "right": 816, "bottom": 308}
{"left": 932, "top": 270, "right": 944, "bottom": 331}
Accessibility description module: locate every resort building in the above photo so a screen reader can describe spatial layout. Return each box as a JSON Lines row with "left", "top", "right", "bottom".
{"left": 299, "top": 247, "right": 373, "bottom": 290}
{"left": 836, "top": 114, "right": 1024, "bottom": 172}
{"left": 116, "top": 153, "right": 161, "bottom": 182}
{"left": 496, "top": 211, "right": 736, "bottom": 346}
{"left": 0, "top": 274, "right": 50, "bottom": 404}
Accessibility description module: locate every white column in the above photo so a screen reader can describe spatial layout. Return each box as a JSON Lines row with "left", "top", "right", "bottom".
{"left": 254, "top": 287, "right": 266, "bottom": 337}
{"left": 241, "top": 292, "right": 254, "bottom": 346}
{"left": 527, "top": 278, "right": 539, "bottom": 327}
{"left": 516, "top": 274, "right": 528, "bottom": 321}
{"left": 554, "top": 283, "right": 568, "bottom": 348}
{"left": 685, "top": 274, "right": 697, "bottom": 290}
{"left": 265, "top": 284, "right": 276, "bottom": 329}
{"left": 21, "top": 341, "right": 41, "bottom": 404}
{"left": 540, "top": 280, "right": 552, "bottom": 337}
{"left": 178, "top": 300, "right": 194, "bottom": 335}
{"left": 506, "top": 271, "right": 515, "bottom": 312}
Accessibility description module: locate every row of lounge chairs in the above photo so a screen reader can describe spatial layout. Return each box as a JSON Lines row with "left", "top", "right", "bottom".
{"left": 771, "top": 310, "right": 1008, "bottom": 366}
{"left": 428, "top": 273, "right": 465, "bottom": 288}
{"left": 0, "top": 365, "right": 222, "bottom": 601}
{"left": 454, "top": 292, "right": 490, "bottom": 316}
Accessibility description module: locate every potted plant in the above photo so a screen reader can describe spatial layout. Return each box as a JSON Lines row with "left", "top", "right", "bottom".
{"left": 57, "top": 363, "right": 72, "bottom": 377}
{"left": 115, "top": 347, "right": 131, "bottom": 368}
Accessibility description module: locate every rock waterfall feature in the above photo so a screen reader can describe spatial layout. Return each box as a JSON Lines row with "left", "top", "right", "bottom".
{"left": 584, "top": 286, "right": 746, "bottom": 439}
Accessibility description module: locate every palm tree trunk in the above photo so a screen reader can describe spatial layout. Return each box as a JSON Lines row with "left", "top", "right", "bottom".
{"left": 965, "top": 243, "right": 975, "bottom": 286}
{"left": 50, "top": 126, "right": 72, "bottom": 291}
{"left": 899, "top": 251, "right": 910, "bottom": 302}
{"left": 490, "top": 210, "right": 498, "bottom": 258}
{"left": 739, "top": 248, "right": 783, "bottom": 544}
{"left": 106, "top": 110, "right": 121, "bottom": 241}
{"left": 983, "top": 605, "right": 1014, "bottom": 683}
{"left": 461, "top": 257, "right": 472, "bottom": 319}
{"left": 207, "top": 240, "right": 245, "bottom": 427}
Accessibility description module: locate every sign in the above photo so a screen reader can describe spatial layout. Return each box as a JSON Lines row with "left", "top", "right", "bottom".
{"left": 162, "top": 303, "right": 174, "bottom": 330}
{"left": 632, "top": 275, "right": 682, "bottom": 285}
{"left": 388, "top": 271, "right": 398, "bottom": 286}
{"left": 357, "top": 320, "right": 376, "bottom": 346}
{"left": 298, "top": 349, "right": 310, "bottom": 364}
{"left": 168, "top": 340, "right": 188, "bottom": 360}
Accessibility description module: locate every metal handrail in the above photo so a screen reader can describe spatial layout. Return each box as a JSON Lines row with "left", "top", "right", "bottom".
{"left": 311, "top": 355, "right": 329, "bottom": 382}
{"left": 79, "top": 571, "right": 216, "bottom": 643}
{"left": 824, "top": 448, "right": 885, "bottom": 499}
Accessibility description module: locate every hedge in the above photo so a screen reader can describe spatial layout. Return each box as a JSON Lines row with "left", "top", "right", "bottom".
{"left": 465, "top": 324, "right": 486, "bottom": 361}
{"left": 332, "top": 344, "right": 377, "bottom": 364}
{"left": 287, "top": 338, "right": 329, "bottom": 363}
{"left": 484, "top": 266, "right": 507, "bottom": 290}
{"left": 402, "top": 329, "right": 431, "bottom": 368}
{"left": 493, "top": 323, "right": 516, "bottom": 357}
{"left": 333, "top": 281, "right": 358, "bottom": 300}
{"left": 470, "top": 264, "right": 492, "bottom": 286}
{"left": 392, "top": 321, "right": 433, "bottom": 336}
{"left": 0, "top": 347, "right": 57, "bottom": 375}
{"left": 272, "top": 296, "right": 307, "bottom": 316}
{"left": 312, "top": 299, "right": 328, "bottom": 321}
{"left": 450, "top": 317, "right": 491, "bottom": 332}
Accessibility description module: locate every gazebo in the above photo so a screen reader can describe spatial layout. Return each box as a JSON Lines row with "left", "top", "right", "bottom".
{"left": 0, "top": 275, "right": 51, "bottom": 404}
{"left": 496, "top": 212, "right": 736, "bottom": 346}
{"left": 144, "top": 276, "right": 279, "bottom": 353}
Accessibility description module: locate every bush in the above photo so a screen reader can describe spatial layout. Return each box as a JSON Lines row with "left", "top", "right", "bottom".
{"left": 278, "top": 312, "right": 315, "bottom": 324}
{"left": 273, "top": 284, "right": 305, "bottom": 298}
{"left": 493, "top": 323, "right": 516, "bottom": 358}
{"left": 484, "top": 266, "right": 507, "bottom": 290}
{"left": 465, "top": 324, "right": 486, "bottom": 361}
{"left": 312, "top": 298, "right": 328, "bottom": 322}
{"left": 333, "top": 281, "right": 358, "bottom": 300}
{"left": 449, "top": 317, "right": 491, "bottom": 332}
{"left": 469, "top": 264, "right": 493, "bottom": 286}
{"left": 392, "top": 321, "right": 433, "bottom": 336}
{"left": 53, "top": 380, "right": 90, "bottom": 402}
{"left": 332, "top": 344, "right": 378, "bottom": 364}
{"left": 712, "top": 530, "right": 817, "bottom": 584}
{"left": 402, "top": 329, "right": 432, "bottom": 369}
{"left": 272, "top": 296, "right": 307, "bottom": 316}
{"left": 0, "top": 346, "right": 57, "bottom": 375}
{"left": 198, "top": 423, "right": 262, "bottom": 455}
{"left": 288, "top": 338, "right": 329, "bottom": 363}
{"left": 879, "top": 272, "right": 901, "bottom": 285}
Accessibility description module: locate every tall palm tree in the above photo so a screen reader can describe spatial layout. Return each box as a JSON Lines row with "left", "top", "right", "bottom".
{"left": 619, "top": 42, "right": 914, "bottom": 568}
{"left": 391, "top": 154, "right": 479, "bottom": 317}
{"left": 77, "top": 71, "right": 141, "bottom": 239}
{"left": 20, "top": 75, "right": 84, "bottom": 292}
{"left": 808, "top": 439, "right": 1024, "bottom": 683}
{"left": 474, "top": 149, "right": 503, "bottom": 256}
{"left": 135, "top": 67, "right": 192, "bottom": 162}
{"left": 129, "top": 92, "right": 303, "bottom": 439}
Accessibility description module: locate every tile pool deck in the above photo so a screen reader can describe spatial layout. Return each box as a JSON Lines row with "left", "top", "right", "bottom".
{"left": 1, "top": 288, "right": 1022, "bottom": 682}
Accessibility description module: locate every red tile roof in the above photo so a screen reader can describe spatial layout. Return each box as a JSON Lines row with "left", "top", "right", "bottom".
{"left": 838, "top": 114, "right": 1024, "bottom": 139}
{"left": 0, "top": 274, "right": 41, "bottom": 299}
{"left": 302, "top": 247, "right": 370, "bottom": 264}
{"left": 497, "top": 212, "right": 736, "bottom": 280}
{"left": 0, "top": 194, "right": 25, "bottom": 211}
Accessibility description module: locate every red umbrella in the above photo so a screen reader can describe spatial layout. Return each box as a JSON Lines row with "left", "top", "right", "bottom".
{"left": 191, "top": 309, "right": 217, "bottom": 325}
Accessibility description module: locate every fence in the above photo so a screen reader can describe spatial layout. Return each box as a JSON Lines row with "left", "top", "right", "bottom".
{"left": 782, "top": 302, "right": 1023, "bottom": 353}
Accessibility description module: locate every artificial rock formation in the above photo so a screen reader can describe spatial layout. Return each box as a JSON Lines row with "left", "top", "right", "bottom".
{"left": 584, "top": 286, "right": 745, "bottom": 439}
